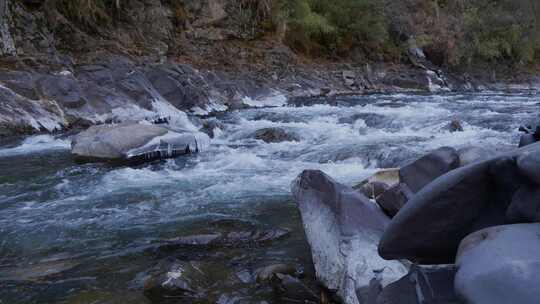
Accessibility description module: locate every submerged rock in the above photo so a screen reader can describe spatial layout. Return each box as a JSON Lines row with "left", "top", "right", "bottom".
{"left": 143, "top": 260, "right": 211, "bottom": 300}
{"left": 0, "top": 259, "right": 80, "bottom": 282}
{"left": 253, "top": 127, "right": 299, "bottom": 143}
{"left": 455, "top": 224, "right": 540, "bottom": 304}
{"left": 270, "top": 274, "right": 319, "bottom": 303}
{"left": 291, "top": 170, "right": 408, "bottom": 304}
{"left": 255, "top": 264, "right": 297, "bottom": 283}
{"left": 71, "top": 123, "right": 201, "bottom": 163}
{"left": 159, "top": 219, "right": 290, "bottom": 251}
{"left": 506, "top": 185, "right": 540, "bottom": 223}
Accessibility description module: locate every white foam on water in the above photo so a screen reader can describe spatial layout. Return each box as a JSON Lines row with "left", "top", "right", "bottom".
{"left": 242, "top": 92, "right": 287, "bottom": 108}
{"left": 0, "top": 135, "right": 70, "bottom": 157}
{"left": 191, "top": 100, "right": 228, "bottom": 116}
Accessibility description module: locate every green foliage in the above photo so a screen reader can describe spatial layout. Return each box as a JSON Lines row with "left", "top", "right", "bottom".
{"left": 457, "top": 0, "right": 540, "bottom": 64}
{"left": 277, "top": 0, "right": 390, "bottom": 57}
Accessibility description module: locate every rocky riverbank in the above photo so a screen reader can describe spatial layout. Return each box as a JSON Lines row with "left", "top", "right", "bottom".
{"left": 2, "top": 0, "right": 540, "bottom": 139}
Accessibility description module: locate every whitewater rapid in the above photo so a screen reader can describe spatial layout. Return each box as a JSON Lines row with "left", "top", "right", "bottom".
{"left": 0, "top": 92, "right": 537, "bottom": 303}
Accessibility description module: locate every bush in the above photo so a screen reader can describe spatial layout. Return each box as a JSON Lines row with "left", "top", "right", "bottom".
{"left": 457, "top": 0, "right": 540, "bottom": 64}
{"left": 277, "top": 0, "right": 391, "bottom": 57}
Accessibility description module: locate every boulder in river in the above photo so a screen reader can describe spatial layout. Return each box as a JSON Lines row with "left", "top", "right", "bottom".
{"left": 143, "top": 259, "right": 211, "bottom": 300}
{"left": 379, "top": 142, "right": 540, "bottom": 263}
{"left": 447, "top": 120, "right": 464, "bottom": 133}
{"left": 455, "top": 224, "right": 540, "bottom": 304}
{"left": 517, "top": 150, "right": 540, "bottom": 184}
{"left": 375, "top": 183, "right": 410, "bottom": 218}
{"left": 518, "top": 125, "right": 540, "bottom": 148}
{"left": 71, "top": 123, "right": 201, "bottom": 163}
{"left": 399, "top": 146, "right": 460, "bottom": 193}
{"left": 253, "top": 127, "right": 299, "bottom": 143}
{"left": 354, "top": 168, "right": 399, "bottom": 200}
{"left": 506, "top": 185, "right": 540, "bottom": 223}
{"left": 291, "top": 170, "right": 408, "bottom": 304}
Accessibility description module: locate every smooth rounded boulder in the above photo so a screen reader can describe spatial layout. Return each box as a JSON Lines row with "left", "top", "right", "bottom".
{"left": 506, "top": 185, "right": 540, "bottom": 223}
{"left": 517, "top": 150, "right": 540, "bottom": 184}
{"left": 455, "top": 224, "right": 540, "bottom": 304}
{"left": 71, "top": 123, "right": 201, "bottom": 163}
{"left": 291, "top": 170, "right": 408, "bottom": 304}
{"left": 379, "top": 142, "right": 540, "bottom": 263}
{"left": 399, "top": 146, "right": 460, "bottom": 193}
{"left": 379, "top": 160, "right": 495, "bottom": 263}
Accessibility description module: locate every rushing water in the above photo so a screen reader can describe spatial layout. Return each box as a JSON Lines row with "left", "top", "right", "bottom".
{"left": 0, "top": 92, "right": 538, "bottom": 303}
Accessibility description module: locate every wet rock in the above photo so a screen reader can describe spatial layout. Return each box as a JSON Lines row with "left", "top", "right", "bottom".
{"left": 354, "top": 168, "right": 399, "bottom": 200}
{"left": 253, "top": 127, "right": 299, "bottom": 143}
{"left": 447, "top": 120, "right": 464, "bottom": 132}
{"left": 358, "top": 181, "right": 390, "bottom": 200}
{"left": 379, "top": 160, "right": 495, "bottom": 263}
{"left": 255, "top": 264, "right": 297, "bottom": 283}
{"left": 455, "top": 224, "right": 540, "bottom": 304}
{"left": 0, "top": 259, "right": 80, "bottom": 282}
{"left": 399, "top": 147, "right": 460, "bottom": 193}
{"left": 517, "top": 150, "right": 540, "bottom": 184}
{"left": 518, "top": 125, "right": 540, "bottom": 147}
{"left": 270, "top": 274, "right": 319, "bottom": 303}
{"left": 201, "top": 118, "right": 224, "bottom": 138}
{"left": 519, "top": 134, "right": 537, "bottom": 148}
{"left": 375, "top": 183, "right": 410, "bottom": 218}
{"left": 356, "top": 168, "right": 400, "bottom": 189}
{"left": 506, "top": 185, "right": 540, "bottom": 223}
{"left": 143, "top": 260, "right": 211, "bottom": 300}
{"left": 376, "top": 264, "right": 459, "bottom": 304}
{"left": 378, "top": 143, "right": 540, "bottom": 263}
{"left": 71, "top": 123, "right": 200, "bottom": 163}
{"left": 161, "top": 219, "right": 290, "bottom": 250}
{"left": 457, "top": 146, "right": 490, "bottom": 167}
{"left": 292, "top": 170, "right": 408, "bottom": 304}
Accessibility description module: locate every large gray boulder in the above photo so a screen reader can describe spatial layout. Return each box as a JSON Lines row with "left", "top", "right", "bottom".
{"left": 379, "top": 160, "right": 494, "bottom": 263}
{"left": 506, "top": 185, "right": 540, "bottom": 223}
{"left": 517, "top": 150, "right": 540, "bottom": 184}
{"left": 379, "top": 142, "right": 540, "bottom": 263}
{"left": 71, "top": 123, "right": 201, "bottom": 162}
{"left": 291, "top": 170, "right": 408, "bottom": 304}
{"left": 399, "top": 146, "right": 460, "bottom": 193}
{"left": 455, "top": 224, "right": 540, "bottom": 304}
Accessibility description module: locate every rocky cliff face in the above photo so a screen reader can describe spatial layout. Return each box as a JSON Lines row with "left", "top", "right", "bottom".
{"left": 0, "top": 0, "right": 536, "bottom": 138}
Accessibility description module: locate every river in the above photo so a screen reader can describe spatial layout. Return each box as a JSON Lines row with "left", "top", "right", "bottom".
{"left": 0, "top": 92, "right": 537, "bottom": 303}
